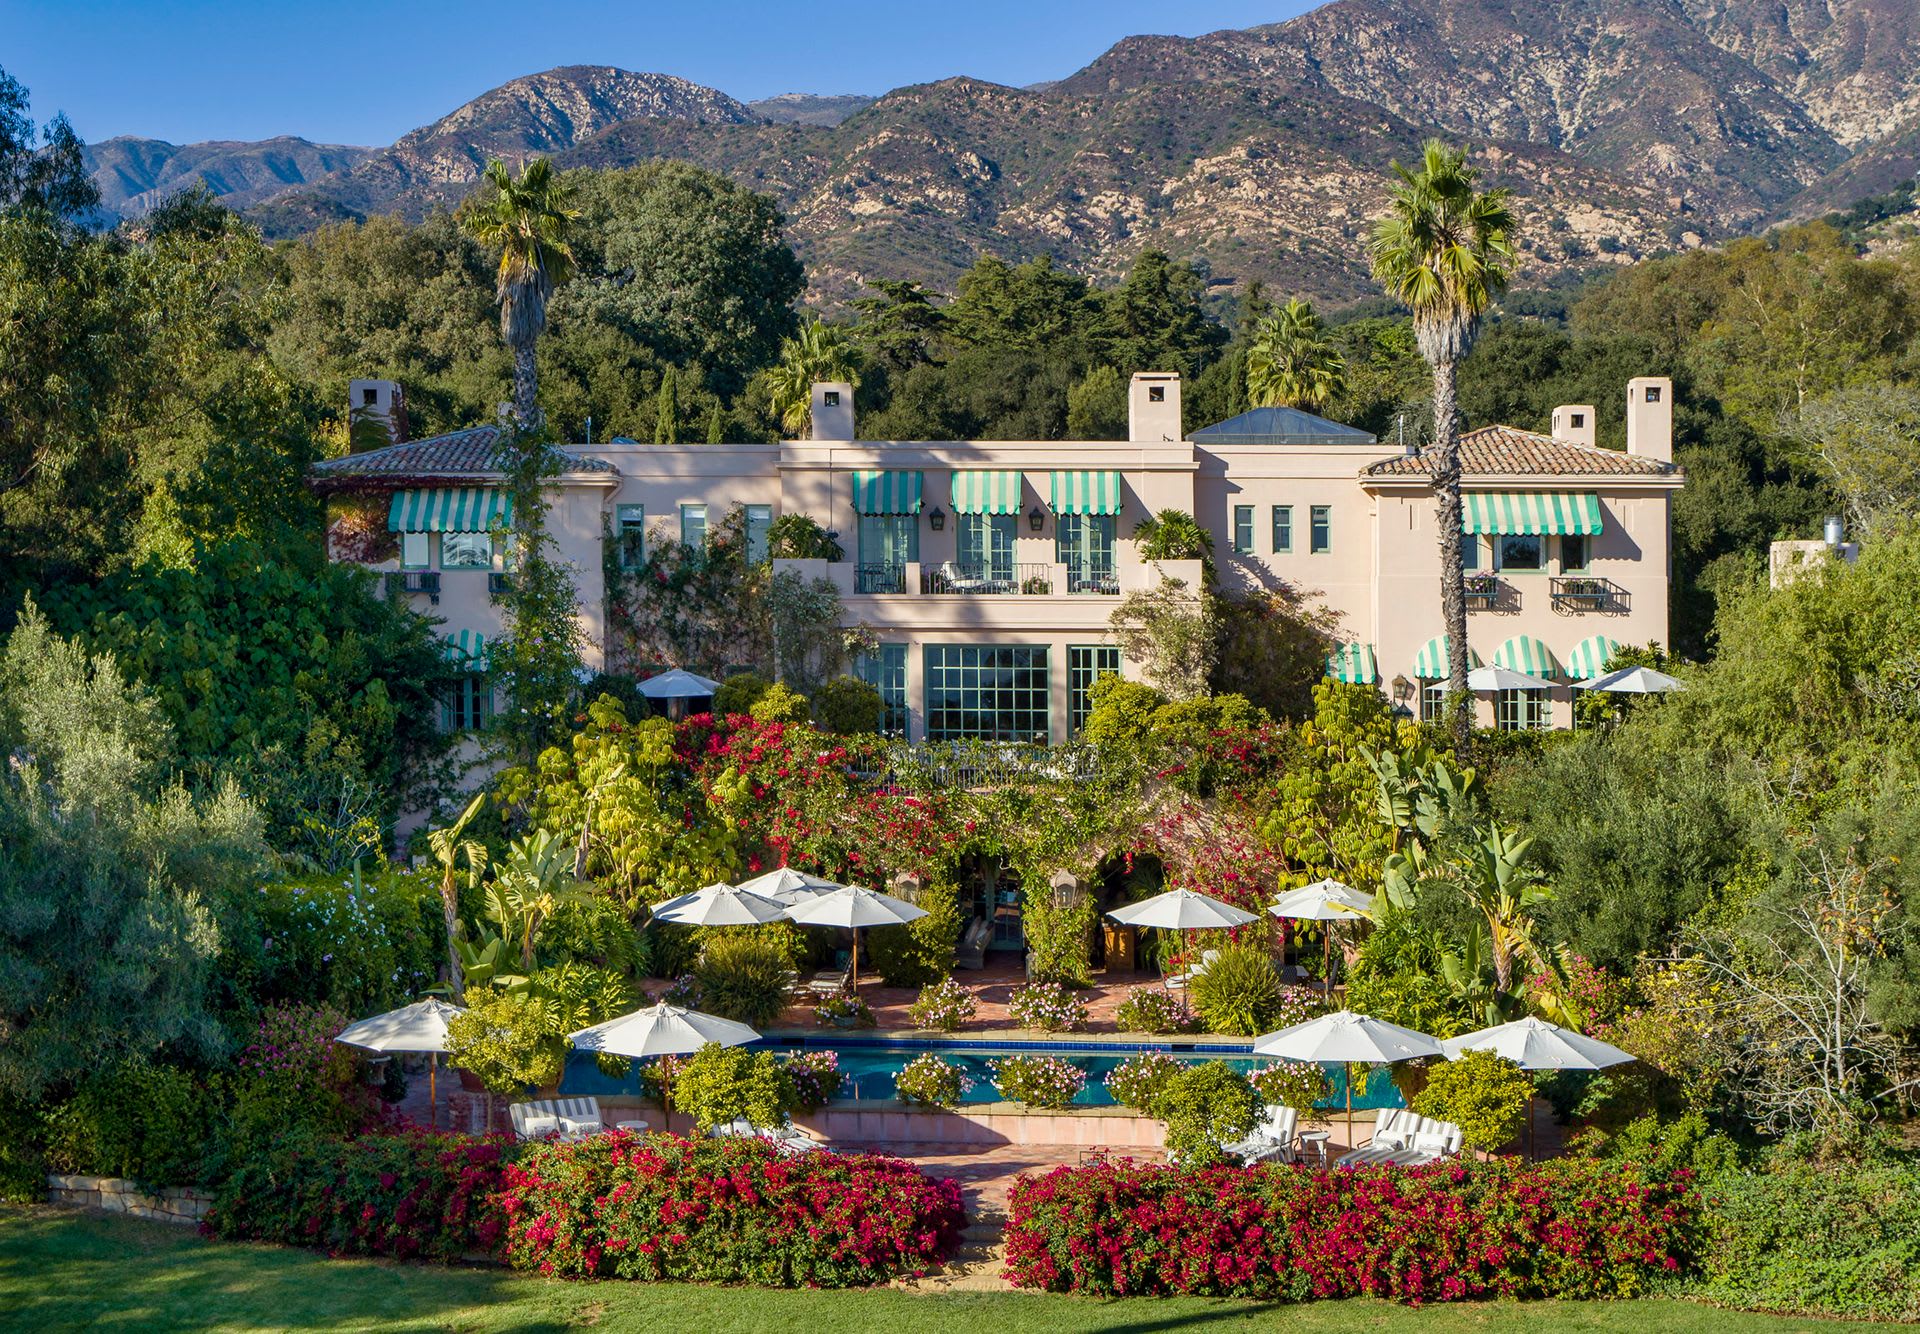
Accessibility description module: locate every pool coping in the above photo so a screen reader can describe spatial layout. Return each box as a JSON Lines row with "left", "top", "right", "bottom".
{"left": 759, "top": 1027, "right": 1259, "bottom": 1054}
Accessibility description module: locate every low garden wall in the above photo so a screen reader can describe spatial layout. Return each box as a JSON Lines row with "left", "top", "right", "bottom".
{"left": 796, "top": 1102, "right": 1167, "bottom": 1149}
{"left": 46, "top": 1174, "right": 213, "bottom": 1225}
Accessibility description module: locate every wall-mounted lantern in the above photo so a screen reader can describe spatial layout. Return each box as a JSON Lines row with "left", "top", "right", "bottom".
{"left": 927, "top": 506, "right": 946, "bottom": 532}
{"left": 1391, "top": 674, "right": 1415, "bottom": 704}
{"left": 890, "top": 871, "right": 924, "bottom": 905}
{"left": 1028, "top": 505, "right": 1046, "bottom": 533}
{"left": 1049, "top": 869, "right": 1083, "bottom": 909}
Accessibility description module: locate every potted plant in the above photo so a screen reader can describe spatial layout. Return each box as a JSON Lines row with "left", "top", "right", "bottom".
{"left": 814, "top": 993, "right": 875, "bottom": 1029}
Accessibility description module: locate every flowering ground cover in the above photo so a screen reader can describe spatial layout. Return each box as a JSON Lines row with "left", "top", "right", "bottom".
{"left": 1, "top": 1204, "right": 1859, "bottom": 1333}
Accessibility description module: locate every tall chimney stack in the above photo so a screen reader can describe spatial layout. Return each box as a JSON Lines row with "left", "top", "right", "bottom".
{"left": 1550, "top": 403, "right": 1597, "bottom": 449}
{"left": 809, "top": 382, "right": 855, "bottom": 441}
{"left": 348, "top": 378, "right": 407, "bottom": 449}
{"left": 1129, "top": 372, "right": 1182, "bottom": 442}
{"left": 1625, "top": 376, "right": 1672, "bottom": 463}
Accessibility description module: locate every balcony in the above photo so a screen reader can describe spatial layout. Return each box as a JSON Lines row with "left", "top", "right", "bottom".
{"left": 1551, "top": 576, "right": 1628, "bottom": 613}
{"left": 383, "top": 570, "right": 440, "bottom": 605}
{"left": 854, "top": 563, "right": 907, "bottom": 594}
{"left": 1464, "top": 574, "right": 1508, "bottom": 612}
{"left": 1065, "top": 565, "right": 1120, "bottom": 596}
{"left": 921, "top": 562, "right": 1056, "bottom": 595}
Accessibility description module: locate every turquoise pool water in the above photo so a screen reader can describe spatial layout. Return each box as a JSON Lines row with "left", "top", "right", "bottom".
{"left": 559, "top": 1039, "right": 1405, "bottom": 1110}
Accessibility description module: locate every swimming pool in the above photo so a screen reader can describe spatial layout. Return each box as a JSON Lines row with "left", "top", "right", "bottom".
{"left": 559, "top": 1037, "right": 1405, "bottom": 1110}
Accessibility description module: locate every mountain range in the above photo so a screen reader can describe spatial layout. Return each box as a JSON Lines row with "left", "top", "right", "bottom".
{"left": 80, "top": 0, "right": 1920, "bottom": 305}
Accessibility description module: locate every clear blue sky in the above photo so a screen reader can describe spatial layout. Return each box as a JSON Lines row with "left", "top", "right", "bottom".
{"left": 7, "top": 1, "right": 1319, "bottom": 146}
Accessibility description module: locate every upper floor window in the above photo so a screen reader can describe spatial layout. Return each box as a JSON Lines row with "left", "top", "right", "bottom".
{"left": 615, "top": 504, "right": 646, "bottom": 569}
{"left": 1271, "top": 505, "right": 1293, "bottom": 553}
{"left": 1057, "top": 513, "right": 1115, "bottom": 578}
{"left": 441, "top": 531, "right": 491, "bottom": 569}
{"left": 1310, "top": 505, "right": 1331, "bottom": 554}
{"left": 680, "top": 503, "right": 707, "bottom": 550}
{"left": 1460, "top": 533, "right": 1480, "bottom": 573}
{"left": 1560, "top": 534, "right": 1590, "bottom": 573}
{"left": 745, "top": 504, "right": 773, "bottom": 564}
{"left": 1497, "top": 534, "right": 1543, "bottom": 572}
{"left": 1232, "top": 505, "right": 1254, "bottom": 554}
{"left": 400, "top": 532, "right": 430, "bottom": 570}
{"left": 959, "top": 512, "right": 1018, "bottom": 579}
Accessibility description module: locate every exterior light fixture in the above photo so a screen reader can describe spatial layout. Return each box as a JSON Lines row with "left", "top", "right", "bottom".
{"left": 1391, "top": 674, "right": 1414, "bottom": 703}
{"left": 1028, "top": 504, "right": 1046, "bottom": 533}
{"left": 928, "top": 505, "right": 946, "bottom": 532}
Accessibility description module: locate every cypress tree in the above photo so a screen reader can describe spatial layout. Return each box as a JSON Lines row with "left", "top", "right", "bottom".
{"left": 653, "top": 367, "right": 680, "bottom": 444}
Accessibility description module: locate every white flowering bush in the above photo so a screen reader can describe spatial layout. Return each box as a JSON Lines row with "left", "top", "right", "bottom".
{"left": 1105, "top": 1050, "right": 1184, "bottom": 1112}
{"left": 909, "top": 978, "right": 978, "bottom": 1032}
{"left": 229, "top": 869, "right": 441, "bottom": 1015}
{"left": 991, "top": 1055, "right": 1088, "bottom": 1109}
{"left": 895, "top": 1054, "right": 972, "bottom": 1107}
{"left": 1009, "top": 981, "right": 1089, "bottom": 1033}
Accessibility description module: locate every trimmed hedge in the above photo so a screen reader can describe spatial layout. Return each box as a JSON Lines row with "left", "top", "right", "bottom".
{"left": 1005, "top": 1157, "right": 1699, "bottom": 1301}
{"left": 1694, "top": 1160, "right": 1920, "bottom": 1322}
{"left": 498, "top": 1133, "right": 966, "bottom": 1285}
{"left": 203, "top": 1130, "right": 513, "bottom": 1262}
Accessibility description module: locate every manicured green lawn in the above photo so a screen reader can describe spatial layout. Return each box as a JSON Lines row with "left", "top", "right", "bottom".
{"left": 0, "top": 1204, "right": 1850, "bottom": 1333}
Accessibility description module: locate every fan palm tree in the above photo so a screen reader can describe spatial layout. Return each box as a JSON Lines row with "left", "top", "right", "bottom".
{"left": 1245, "top": 298, "right": 1346, "bottom": 411}
{"left": 463, "top": 157, "right": 578, "bottom": 428}
{"left": 1367, "top": 140, "right": 1515, "bottom": 741}
{"left": 766, "top": 319, "right": 862, "bottom": 437}
{"left": 427, "top": 793, "right": 488, "bottom": 999}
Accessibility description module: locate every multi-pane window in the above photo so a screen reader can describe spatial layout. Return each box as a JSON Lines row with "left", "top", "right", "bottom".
{"left": 1055, "top": 514, "right": 1115, "bottom": 581}
{"left": 615, "top": 504, "right": 646, "bottom": 569}
{"left": 958, "top": 512, "right": 1017, "bottom": 579}
{"left": 1560, "top": 534, "right": 1589, "bottom": 572}
{"left": 1495, "top": 689, "right": 1550, "bottom": 731}
{"left": 1497, "top": 534, "right": 1543, "bottom": 571}
{"left": 440, "top": 676, "right": 492, "bottom": 731}
{"left": 924, "top": 645, "right": 1049, "bottom": 743}
{"left": 745, "top": 504, "right": 773, "bottom": 564}
{"left": 853, "top": 643, "right": 909, "bottom": 737}
{"left": 1420, "top": 682, "right": 1448, "bottom": 724}
{"left": 1068, "top": 645, "right": 1121, "bottom": 737}
{"left": 1309, "top": 505, "right": 1332, "bottom": 554}
{"left": 1271, "top": 505, "right": 1293, "bottom": 553}
{"left": 1460, "top": 533, "right": 1480, "bottom": 572}
{"left": 440, "top": 532, "right": 491, "bottom": 569}
{"left": 858, "top": 513, "right": 918, "bottom": 567}
{"left": 400, "top": 532, "right": 430, "bottom": 569}
{"left": 1232, "top": 505, "right": 1254, "bottom": 554}
{"left": 680, "top": 504, "right": 707, "bottom": 550}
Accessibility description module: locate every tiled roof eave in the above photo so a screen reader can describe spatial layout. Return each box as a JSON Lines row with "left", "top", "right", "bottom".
{"left": 308, "top": 468, "right": 619, "bottom": 493}
{"left": 1361, "top": 470, "right": 1685, "bottom": 490}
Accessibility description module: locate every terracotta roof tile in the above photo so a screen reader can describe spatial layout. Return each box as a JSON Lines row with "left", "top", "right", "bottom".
{"left": 309, "top": 425, "right": 617, "bottom": 480}
{"left": 1361, "top": 425, "right": 1681, "bottom": 479}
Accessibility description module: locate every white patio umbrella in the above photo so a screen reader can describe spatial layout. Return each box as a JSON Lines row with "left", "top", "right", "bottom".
{"left": 1575, "top": 665, "right": 1684, "bottom": 694}
{"left": 336, "top": 998, "right": 465, "bottom": 1128}
{"left": 733, "top": 866, "right": 851, "bottom": 905}
{"left": 1107, "top": 888, "right": 1260, "bottom": 931}
{"left": 637, "top": 667, "right": 721, "bottom": 699}
{"left": 651, "top": 881, "right": 787, "bottom": 926}
{"left": 1254, "top": 1009, "right": 1445, "bottom": 1140}
{"left": 1467, "top": 664, "right": 1555, "bottom": 692}
{"left": 571, "top": 1001, "right": 761, "bottom": 1135}
{"left": 1269, "top": 879, "right": 1375, "bottom": 999}
{"left": 1442, "top": 1015, "right": 1635, "bottom": 1157}
{"left": 781, "top": 885, "right": 927, "bottom": 990}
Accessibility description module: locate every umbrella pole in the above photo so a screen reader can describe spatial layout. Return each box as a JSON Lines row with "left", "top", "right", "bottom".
{"left": 429, "top": 1054, "right": 437, "bottom": 1130}
{"left": 851, "top": 927, "right": 860, "bottom": 994}
{"left": 1346, "top": 1061, "right": 1354, "bottom": 1147}
{"left": 1323, "top": 931, "right": 1332, "bottom": 1001}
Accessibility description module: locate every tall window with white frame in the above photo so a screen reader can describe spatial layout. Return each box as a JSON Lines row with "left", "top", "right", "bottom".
{"left": 1495, "top": 688, "right": 1550, "bottom": 731}
{"left": 615, "top": 504, "right": 646, "bottom": 569}
{"left": 400, "top": 531, "right": 431, "bottom": 570}
{"left": 1420, "top": 680, "right": 1448, "bottom": 724}
{"left": 1068, "top": 645, "right": 1121, "bottom": 737}
{"left": 679, "top": 503, "right": 707, "bottom": 550}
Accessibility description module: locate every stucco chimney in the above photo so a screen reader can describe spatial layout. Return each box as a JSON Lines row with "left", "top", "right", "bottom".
{"left": 1625, "top": 377, "right": 1673, "bottom": 463}
{"left": 1129, "top": 372, "right": 1182, "bottom": 442}
{"left": 810, "top": 382, "right": 855, "bottom": 441}
{"left": 348, "top": 378, "right": 407, "bottom": 448}
{"left": 1550, "top": 404, "right": 1596, "bottom": 449}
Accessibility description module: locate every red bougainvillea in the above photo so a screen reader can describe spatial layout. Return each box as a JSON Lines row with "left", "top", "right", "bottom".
{"left": 1004, "top": 1157, "right": 1700, "bottom": 1302}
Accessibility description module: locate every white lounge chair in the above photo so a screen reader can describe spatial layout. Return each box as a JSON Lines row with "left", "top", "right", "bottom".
{"left": 1335, "top": 1109, "right": 1463, "bottom": 1167}
{"left": 509, "top": 1096, "right": 605, "bottom": 1141}
{"left": 1224, "top": 1104, "right": 1299, "bottom": 1164}
{"left": 1162, "top": 948, "right": 1221, "bottom": 992}
{"left": 711, "top": 1116, "right": 822, "bottom": 1156}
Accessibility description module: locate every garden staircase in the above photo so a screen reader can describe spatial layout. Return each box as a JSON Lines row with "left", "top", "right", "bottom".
{"left": 898, "top": 1207, "right": 1016, "bottom": 1295}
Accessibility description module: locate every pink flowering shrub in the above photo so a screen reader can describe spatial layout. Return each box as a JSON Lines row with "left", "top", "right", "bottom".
{"left": 230, "top": 1002, "right": 386, "bottom": 1142}
{"left": 1008, "top": 981, "right": 1089, "bottom": 1032}
{"left": 497, "top": 1132, "right": 965, "bottom": 1285}
{"left": 990, "top": 1054, "right": 1088, "bottom": 1108}
{"left": 1004, "top": 1157, "right": 1701, "bottom": 1301}
{"left": 204, "top": 1129, "right": 513, "bottom": 1262}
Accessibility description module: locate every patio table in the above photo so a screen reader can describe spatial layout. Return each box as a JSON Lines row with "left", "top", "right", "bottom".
{"left": 1297, "top": 1129, "right": 1331, "bottom": 1168}
{"left": 614, "top": 1119, "right": 650, "bottom": 1134}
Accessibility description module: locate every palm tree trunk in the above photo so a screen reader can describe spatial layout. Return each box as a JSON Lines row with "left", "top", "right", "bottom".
{"left": 512, "top": 339, "right": 539, "bottom": 428}
{"left": 1430, "top": 354, "right": 1470, "bottom": 749}
{"left": 439, "top": 875, "right": 464, "bottom": 1001}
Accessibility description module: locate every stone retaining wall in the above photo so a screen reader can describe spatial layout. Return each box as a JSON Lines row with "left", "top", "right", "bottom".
{"left": 46, "top": 1174, "right": 212, "bottom": 1225}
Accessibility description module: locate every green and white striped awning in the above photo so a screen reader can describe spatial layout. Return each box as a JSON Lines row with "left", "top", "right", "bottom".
{"left": 1324, "top": 642, "right": 1377, "bottom": 685}
{"left": 1413, "top": 635, "right": 1483, "bottom": 680}
{"left": 949, "top": 470, "right": 1024, "bottom": 515}
{"left": 1050, "top": 470, "right": 1123, "bottom": 515}
{"left": 388, "top": 487, "right": 512, "bottom": 533}
{"left": 1566, "top": 635, "right": 1622, "bottom": 681}
{"left": 444, "top": 629, "right": 489, "bottom": 671}
{"left": 1493, "top": 635, "right": 1561, "bottom": 679}
{"left": 851, "top": 470, "right": 923, "bottom": 515}
{"left": 1461, "top": 492, "right": 1603, "bottom": 536}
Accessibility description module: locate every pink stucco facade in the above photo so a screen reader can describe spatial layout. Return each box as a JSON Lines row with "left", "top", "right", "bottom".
{"left": 326, "top": 372, "right": 1682, "bottom": 742}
